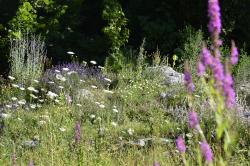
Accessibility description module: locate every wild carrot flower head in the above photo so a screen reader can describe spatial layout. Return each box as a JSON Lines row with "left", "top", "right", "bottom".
{"left": 188, "top": 111, "right": 199, "bottom": 128}
{"left": 200, "top": 141, "right": 213, "bottom": 162}
{"left": 175, "top": 136, "right": 186, "bottom": 153}
{"left": 230, "top": 41, "right": 239, "bottom": 65}
{"left": 208, "top": 0, "right": 221, "bottom": 35}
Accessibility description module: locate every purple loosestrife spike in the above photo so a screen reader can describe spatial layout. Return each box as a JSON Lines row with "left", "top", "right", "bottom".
{"left": 208, "top": 0, "right": 221, "bottom": 35}
{"left": 200, "top": 46, "right": 212, "bottom": 66}
{"left": 176, "top": 136, "right": 186, "bottom": 153}
{"left": 153, "top": 161, "right": 160, "bottom": 166}
{"left": 74, "top": 121, "right": 81, "bottom": 144}
{"left": 197, "top": 46, "right": 212, "bottom": 76}
{"left": 230, "top": 41, "right": 239, "bottom": 65}
{"left": 210, "top": 56, "right": 224, "bottom": 87}
{"left": 223, "top": 73, "right": 235, "bottom": 109}
{"left": 188, "top": 111, "right": 199, "bottom": 129}
{"left": 200, "top": 141, "right": 213, "bottom": 162}
{"left": 184, "top": 65, "right": 195, "bottom": 94}
{"left": 197, "top": 61, "right": 206, "bottom": 76}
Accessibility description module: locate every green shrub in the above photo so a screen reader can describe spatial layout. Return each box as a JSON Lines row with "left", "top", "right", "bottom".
{"left": 176, "top": 26, "right": 203, "bottom": 73}
{"left": 103, "top": 0, "right": 130, "bottom": 72}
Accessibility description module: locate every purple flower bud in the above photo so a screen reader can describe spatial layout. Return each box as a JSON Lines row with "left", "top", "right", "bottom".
{"left": 223, "top": 73, "right": 235, "bottom": 109}
{"left": 176, "top": 136, "right": 186, "bottom": 153}
{"left": 184, "top": 69, "right": 195, "bottom": 94}
{"left": 153, "top": 161, "right": 160, "bottom": 166}
{"left": 188, "top": 111, "right": 199, "bottom": 128}
{"left": 74, "top": 121, "right": 81, "bottom": 144}
{"left": 230, "top": 41, "right": 239, "bottom": 65}
{"left": 200, "top": 141, "right": 213, "bottom": 162}
{"left": 208, "top": 0, "right": 221, "bottom": 35}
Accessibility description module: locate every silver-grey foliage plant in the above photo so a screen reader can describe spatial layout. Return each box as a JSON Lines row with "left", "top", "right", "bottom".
{"left": 9, "top": 33, "right": 46, "bottom": 84}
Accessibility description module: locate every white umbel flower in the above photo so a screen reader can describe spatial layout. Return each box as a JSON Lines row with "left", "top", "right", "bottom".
{"left": 67, "top": 51, "right": 75, "bottom": 55}
{"left": 47, "top": 91, "right": 58, "bottom": 99}
{"left": 90, "top": 60, "right": 97, "bottom": 65}
{"left": 8, "top": 76, "right": 15, "bottom": 80}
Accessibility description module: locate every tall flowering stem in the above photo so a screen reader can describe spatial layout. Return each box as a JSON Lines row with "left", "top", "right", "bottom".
{"left": 74, "top": 121, "right": 81, "bottom": 144}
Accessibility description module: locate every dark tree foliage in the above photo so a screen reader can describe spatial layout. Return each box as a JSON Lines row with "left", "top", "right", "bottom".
{"left": 0, "top": 0, "right": 250, "bottom": 75}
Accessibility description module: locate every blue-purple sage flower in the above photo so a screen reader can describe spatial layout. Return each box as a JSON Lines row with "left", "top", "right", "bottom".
{"left": 188, "top": 111, "right": 199, "bottom": 129}
{"left": 223, "top": 73, "right": 235, "bottom": 109}
{"left": 74, "top": 121, "right": 81, "bottom": 144}
{"left": 230, "top": 41, "right": 239, "bottom": 65}
{"left": 200, "top": 141, "right": 213, "bottom": 162}
{"left": 175, "top": 136, "right": 186, "bottom": 153}
{"left": 184, "top": 66, "right": 195, "bottom": 94}
{"left": 208, "top": 0, "right": 221, "bottom": 35}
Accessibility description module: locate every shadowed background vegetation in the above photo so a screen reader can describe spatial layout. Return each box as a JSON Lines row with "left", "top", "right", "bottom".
{"left": 1, "top": 0, "right": 250, "bottom": 75}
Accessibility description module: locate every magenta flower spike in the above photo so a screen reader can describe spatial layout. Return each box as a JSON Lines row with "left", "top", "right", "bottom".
{"left": 188, "top": 111, "right": 199, "bottom": 129}
{"left": 200, "top": 141, "right": 213, "bottom": 162}
{"left": 176, "top": 136, "right": 186, "bottom": 153}
{"left": 208, "top": 0, "right": 221, "bottom": 35}
{"left": 197, "top": 46, "right": 212, "bottom": 76}
{"left": 223, "top": 73, "right": 235, "bottom": 108}
{"left": 230, "top": 41, "right": 239, "bottom": 65}
{"left": 209, "top": 56, "right": 225, "bottom": 87}
{"left": 184, "top": 65, "right": 195, "bottom": 94}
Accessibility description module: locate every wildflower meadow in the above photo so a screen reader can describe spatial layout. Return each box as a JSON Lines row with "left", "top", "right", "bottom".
{"left": 0, "top": 0, "right": 250, "bottom": 165}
